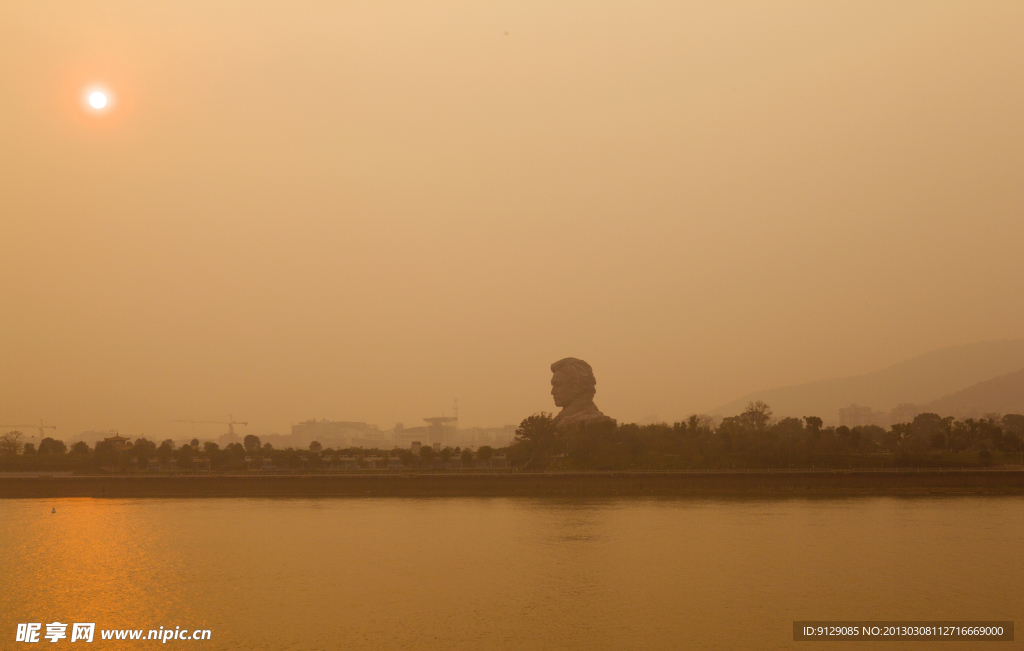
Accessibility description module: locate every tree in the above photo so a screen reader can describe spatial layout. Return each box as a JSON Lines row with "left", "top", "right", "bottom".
{"left": 419, "top": 445, "right": 435, "bottom": 462}
{"left": 514, "top": 413, "right": 556, "bottom": 451}
{"left": 690, "top": 414, "right": 716, "bottom": 434}
{"left": 803, "top": 416, "right": 823, "bottom": 433}
{"left": 133, "top": 438, "right": 157, "bottom": 458}
{"left": 477, "top": 446, "right": 494, "bottom": 462}
{"left": 774, "top": 417, "right": 804, "bottom": 438}
{"left": 740, "top": 401, "right": 773, "bottom": 433}
{"left": 71, "top": 441, "right": 91, "bottom": 455}
{"left": 460, "top": 448, "right": 474, "bottom": 465}
{"left": 911, "top": 413, "right": 947, "bottom": 441}
{"left": 717, "top": 416, "right": 743, "bottom": 450}
{"left": 439, "top": 447, "right": 453, "bottom": 461}
{"left": 243, "top": 434, "right": 261, "bottom": 452}
{"left": 309, "top": 441, "right": 322, "bottom": 454}
{"left": 889, "top": 423, "right": 914, "bottom": 453}
{"left": 203, "top": 441, "right": 220, "bottom": 455}
{"left": 853, "top": 425, "right": 884, "bottom": 453}
{"left": 190, "top": 438, "right": 200, "bottom": 448}
{"left": 38, "top": 437, "right": 67, "bottom": 455}
{"left": 1002, "top": 431, "right": 1021, "bottom": 455}
{"left": 22, "top": 442, "right": 36, "bottom": 455}
{"left": 0, "top": 431, "right": 23, "bottom": 456}
{"left": 1002, "top": 414, "right": 1024, "bottom": 437}
{"left": 176, "top": 445, "right": 195, "bottom": 467}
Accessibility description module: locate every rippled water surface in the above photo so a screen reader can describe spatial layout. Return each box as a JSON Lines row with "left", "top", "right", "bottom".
{"left": 2, "top": 497, "right": 1022, "bottom": 650}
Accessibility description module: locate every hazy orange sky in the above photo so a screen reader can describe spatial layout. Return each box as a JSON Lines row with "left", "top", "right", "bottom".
{"left": 2, "top": 1, "right": 1022, "bottom": 439}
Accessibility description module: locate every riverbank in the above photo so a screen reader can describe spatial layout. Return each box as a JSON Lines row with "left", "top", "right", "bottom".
{"left": 2, "top": 469, "right": 1023, "bottom": 498}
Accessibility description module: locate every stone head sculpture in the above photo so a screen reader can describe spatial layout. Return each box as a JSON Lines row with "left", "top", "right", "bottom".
{"left": 550, "top": 358, "right": 596, "bottom": 407}
{"left": 550, "top": 357, "right": 613, "bottom": 428}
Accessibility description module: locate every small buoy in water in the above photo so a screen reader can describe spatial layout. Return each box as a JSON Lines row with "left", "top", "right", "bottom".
{"left": 51, "top": 508, "right": 56, "bottom": 514}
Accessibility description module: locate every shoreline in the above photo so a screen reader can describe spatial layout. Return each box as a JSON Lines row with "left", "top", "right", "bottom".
{"left": 2, "top": 469, "right": 1023, "bottom": 498}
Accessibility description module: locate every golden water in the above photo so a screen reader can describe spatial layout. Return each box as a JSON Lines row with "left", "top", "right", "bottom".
{"left": 2, "top": 497, "right": 1021, "bottom": 649}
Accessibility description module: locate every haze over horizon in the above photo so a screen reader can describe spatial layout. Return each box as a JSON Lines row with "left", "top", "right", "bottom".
{"left": 3, "top": 1, "right": 1023, "bottom": 440}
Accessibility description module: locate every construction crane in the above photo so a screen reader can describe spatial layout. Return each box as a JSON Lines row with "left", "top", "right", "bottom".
{"left": 170, "top": 414, "right": 248, "bottom": 438}
{"left": 0, "top": 419, "right": 56, "bottom": 440}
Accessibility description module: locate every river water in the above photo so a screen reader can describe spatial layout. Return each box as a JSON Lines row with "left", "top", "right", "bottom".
{"left": 1, "top": 497, "right": 1021, "bottom": 650}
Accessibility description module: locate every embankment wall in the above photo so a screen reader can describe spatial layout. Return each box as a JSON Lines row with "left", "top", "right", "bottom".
{"left": 2, "top": 470, "right": 1022, "bottom": 498}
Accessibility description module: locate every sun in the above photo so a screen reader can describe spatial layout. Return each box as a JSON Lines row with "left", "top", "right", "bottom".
{"left": 82, "top": 86, "right": 114, "bottom": 114}
{"left": 68, "top": 79, "right": 127, "bottom": 126}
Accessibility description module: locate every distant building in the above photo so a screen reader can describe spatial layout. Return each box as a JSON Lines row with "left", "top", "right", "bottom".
{"left": 838, "top": 404, "right": 888, "bottom": 428}
{"left": 350, "top": 436, "right": 388, "bottom": 449}
{"left": 490, "top": 453, "right": 508, "bottom": 468}
{"left": 337, "top": 456, "right": 359, "bottom": 469}
{"left": 423, "top": 416, "right": 458, "bottom": 447}
{"left": 453, "top": 426, "right": 517, "bottom": 449}
{"left": 102, "top": 434, "right": 133, "bottom": 452}
{"left": 291, "top": 419, "right": 380, "bottom": 447}
{"left": 394, "top": 425, "right": 427, "bottom": 446}
{"left": 80, "top": 430, "right": 119, "bottom": 444}
{"left": 889, "top": 403, "right": 921, "bottom": 425}
{"left": 411, "top": 441, "right": 422, "bottom": 455}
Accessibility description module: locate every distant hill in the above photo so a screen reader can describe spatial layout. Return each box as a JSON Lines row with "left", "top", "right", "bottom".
{"left": 710, "top": 339, "right": 1024, "bottom": 423}
{"left": 922, "top": 368, "right": 1024, "bottom": 418}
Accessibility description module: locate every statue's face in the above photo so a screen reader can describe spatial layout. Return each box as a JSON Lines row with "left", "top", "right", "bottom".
{"left": 551, "top": 370, "right": 578, "bottom": 407}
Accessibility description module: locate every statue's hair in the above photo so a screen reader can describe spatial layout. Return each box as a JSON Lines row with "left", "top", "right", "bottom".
{"left": 551, "top": 357, "right": 597, "bottom": 400}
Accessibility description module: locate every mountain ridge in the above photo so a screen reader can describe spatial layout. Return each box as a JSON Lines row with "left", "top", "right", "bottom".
{"left": 710, "top": 339, "right": 1024, "bottom": 423}
{"left": 922, "top": 368, "right": 1024, "bottom": 418}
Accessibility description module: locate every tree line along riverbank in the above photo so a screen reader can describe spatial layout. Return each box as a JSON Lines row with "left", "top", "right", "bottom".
{"left": 2, "top": 402, "right": 1022, "bottom": 475}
